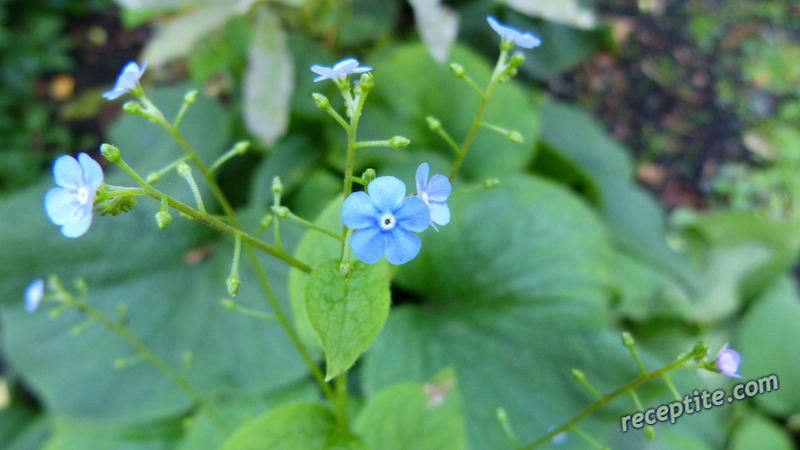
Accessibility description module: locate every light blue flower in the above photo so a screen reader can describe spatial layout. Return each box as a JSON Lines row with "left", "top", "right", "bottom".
{"left": 310, "top": 58, "right": 372, "bottom": 83}
{"left": 487, "top": 16, "right": 541, "bottom": 49}
{"left": 342, "top": 176, "right": 430, "bottom": 265}
{"left": 415, "top": 163, "right": 451, "bottom": 231}
{"left": 25, "top": 278, "right": 44, "bottom": 313}
{"left": 102, "top": 61, "right": 147, "bottom": 100}
{"left": 715, "top": 343, "right": 742, "bottom": 378}
{"left": 44, "top": 153, "right": 104, "bottom": 238}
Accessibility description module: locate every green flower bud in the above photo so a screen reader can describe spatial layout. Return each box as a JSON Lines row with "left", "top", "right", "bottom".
{"left": 233, "top": 140, "right": 251, "bottom": 154}
{"left": 339, "top": 261, "right": 352, "bottom": 281}
{"left": 509, "top": 52, "right": 525, "bottom": 68}
{"left": 184, "top": 90, "right": 198, "bottom": 105}
{"left": 226, "top": 275, "right": 240, "bottom": 297}
{"left": 177, "top": 162, "right": 192, "bottom": 178}
{"left": 483, "top": 178, "right": 500, "bottom": 189}
{"left": 122, "top": 101, "right": 144, "bottom": 115}
{"left": 389, "top": 136, "right": 410, "bottom": 148}
{"left": 96, "top": 195, "right": 137, "bottom": 216}
{"left": 426, "top": 116, "right": 442, "bottom": 132}
{"left": 361, "top": 168, "right": 377, "bottom": 185}
{"left": 359, "top": 72, "right": 374, "bottom": 91}
{"left": 145, "top": 172, "right": 160, "bottom": 184}
{"left": 312, "top": 93, "right": 330, "bottom": 109}
{"left": 220, "top": 299, "right": 236, "bottom": 310}
{"left": 271, "top": 176, "right": 284, "bottom": 195}
{"left": 155, "top": 210, "right": 172, "bottom": 229}
{"left": 271, "top": 205, "right": 289, "bottom": 218}
{"left": 100, "top": 143, "right": 120, "bottom": 163}
{"left": 621, "top": 331, "right": 635, "bottom": 349}
{"left": 644, "top": 426, "right": 656, "bottom": 440}
{"left": 260, "top": 214, "right": 273, "bottom": 229}
{"left": 572, "top": 368, "right": 586, "bottom": 383}
{"left": 449, "top": 63, "right": 465, "bottom": 78}
{"left": 508, "top": 131, "right": 523, "bottom": 143}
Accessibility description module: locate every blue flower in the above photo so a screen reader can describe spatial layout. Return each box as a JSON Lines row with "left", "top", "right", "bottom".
{"left": 25, "top": 278, "right": 44, "bottom": 313}
{"left": 102, "top": 61, "right": 147, "bottom": 100}
{"left": 487, "top": 16, "right": 541, "bottom": 49}
{"left": 715, "top": 343, "right": 742, "bottom": 378}
{"left": 342, "top": 176, "right": 430, "bottom": 265}
{"left": 415, "top": 163, "right": 451, "bottom": 231}
{"left": 44, "top": 153, "right": 104, "bottom": 238}
{"left": 310, "top": 58, "right": 372, "bottom": 83}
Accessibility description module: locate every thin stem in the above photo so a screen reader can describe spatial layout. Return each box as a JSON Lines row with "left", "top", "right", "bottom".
{"left": 221, "top": 299, "right": 278, "bottom": 321}
{"left": 519, "top": 347, "right": 703, "bottom": 449}
{"left": 145, "top": 156, "right": 190, "bottom": 184}
{"left": 431, "top": 123, "right": 462, "bottom": 156}
{"left": 478, "top": 121, "right": 511, "bottom": 136}
{"left": 354, "top": 139, "right": 393, "bottom": 149}
{"left": 70, "top": 299, "right": 230, "bottom": 433}
{"left": 335, "top": 374, "right": 348, "bottom": 428}
{"left": 449, "top": 48, "right": 508, "bottom": 180}
{"left": 460, "top": 74, "right": 486, "bottom": 98}
{"left": 281, "top": 210, "right": 343, "bottom": 242}
{"left": 209, "top": 142, "right": 249, "bottom": 174}
{"left": 570, "top": 426, "right": 607, "bottom": 450}
{"left": 322, "top": 104, "right": 352, "bottom": 132}
{"left": 661, "top": 373, "right": 682, "bottom": 401}
{"left": 173, "top": 101, "right": 191, "bottom": 131}
{"left": 179, "top": 164, "right": 207, "bottom": 213}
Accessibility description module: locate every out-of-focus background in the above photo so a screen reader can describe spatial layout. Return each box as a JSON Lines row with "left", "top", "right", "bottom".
{"left": 1, "top": 0, "right": 799, "bottom": 449}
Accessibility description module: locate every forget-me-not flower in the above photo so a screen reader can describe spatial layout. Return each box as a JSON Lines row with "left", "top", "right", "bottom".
{"left": 44, "top": 153, "right": 104, "bottom": 238}
{"left": 487, "top": 16, "right": 541, "bottom": 49}
{"left": 25, "top": 278, "right": 44, "bottom": 313}
{"left": 311, "top": 58, "right": 372, "bottom": 83}
{"left": 415, "top": 163, "right": 451, "bottom": 231}
{"left": 714, "top": 343, "right": 742, "bottom": 378}
{"left": 102, "top": 61, "right": 147, "bottom": 100}
{"left": 342, "top": 176, "right": 430, "bottom": 265}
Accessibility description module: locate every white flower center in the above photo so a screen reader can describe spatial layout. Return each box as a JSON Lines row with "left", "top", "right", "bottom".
{"left": 379, "top": 213, "right": 396, "bottom": 231}
{"left": 76, "top": 187, "right": 91, "bottom": 205}
{"left": 421, "top": 192, "right": 429, "bottom": 204}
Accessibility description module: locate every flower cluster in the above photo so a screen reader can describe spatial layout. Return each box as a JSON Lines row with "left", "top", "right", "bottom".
{"left": 342, "top": 164, "right": 451, "bottom": 265}
{"left": 44, "top": 153, "right": 104, "bottom": 238}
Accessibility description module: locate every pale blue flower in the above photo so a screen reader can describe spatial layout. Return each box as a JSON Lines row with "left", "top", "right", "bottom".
{"left": 342, "top": 176, "right": 430, "bottom": 265}
{"left": 487, "top": 16, "right": 541, "bottom": 49}
{"left": 44, "top": 153, "right": 104, "bottom": 238}
{"left": 102, "top": 61, "right": 147, "bottom": 100}
{"left": 310, "top": 58, "right": 372, "bottom": 83}
{"left": 715, "top": 343, "right": 742, "bottom": 378}
{"left": 25, "top": 278, "right": 44, "bottom": 313}
{"left": 415, "top": 163, "right": 451, "bottom": 231}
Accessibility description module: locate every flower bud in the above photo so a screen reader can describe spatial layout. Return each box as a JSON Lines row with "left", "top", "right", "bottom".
{"left": 122, "top": 101, "right": 144, "bottom": 115}
{"left": 226, "top": 275, "right": 240, "bottom": 297}
{"left": 483, "top": 178, "right": 500, "bottom": 189}
{"left": 571, "top": 369, "right": 586, "bottom": 383}
{"left": 271, "top": 176, "right": 284, "bottom": 195}
{"left": 260, "top": 214, "right": 273, "bottom": 229}
{"left": 621, "top": 331, "right": 635, "bottom": 349}
{"left": 426, "top": 116, "right": 442, "bottom": 132}
{"left": 233, "top": 140, "right": 251, "bottom": 154}
{"left": 389, "top": 136, "right": 410, "bottom": 148}
{"left": 184, "top": 90, "right": 198, "bottom": 105}
{"left": 177, "top": 162, "right": 192, "bottom": 178}
{"left": 100, "top": 143, "right": 120, "bottom": 162}
{"left": 509, "top": 51, "right": 525, "bottom": 68}
{"left": 96, "top": 195, "right": 137, "bottom": 216}
{"left": 156, "top": 210, "right": 172, "bottom": 229}
{"left": 271, "top": 205, "right": 289, "bottom": 218}
{"left": 508, "top": 131, "right": 523, "bottom": 143}
{"left": 220, "top": 299, "right": 236, "bottom": 310}
{"left": 644, "top": 426, "right": 656, "bottom": 440}
{"left": 312, "top": 93, "right": 330, "bottom": 109}
{"left": 359, "top": 72, "right": 374, "bottom": 92}
{"left": 339, "top": 261, "right": 352, "bottom": 281}
{"left": 361, "top": 168, "right": 377, "bottom": 185}
{"left": 449, "top": 63, "right": 465, "bottom": 78}
{"left": 146, "top": 172, "right": 161, "bottom": 184}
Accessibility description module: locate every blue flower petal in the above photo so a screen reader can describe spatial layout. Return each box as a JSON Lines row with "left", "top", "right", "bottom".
{"left": 516, "top": 34, "right": 542, "bottom": 49}
{"left": 25, "top": 278, "right": 44, "bottom": 313}
{"left": 415, "top": 162, "right": 429, "bottom": 193}
{"left": 102, "top": 61, "right": 145, "bottom": 100}
{"left": 351, "top": 65, "right": 373, "bottom": 74}
{"left": 428, "top": 201, "right": 450, "bottom": 226}
{"left": 394, "top": 196, "right": 429, "bottom": 233}
{"left": 60, "top": 206, "right": 93, "bottom": 238}
{"left": 53, "top": 155, "right": 83, "bottom": 189}
{"left": 350, "top": 226, "right": 385, "bottom": 264}
{"left": 384, "top": 228, "right": 421, "bottom": 265}
{"left": 45, "top": 187, "right": 81, "bottom": 225}
{"left": 333, "top": 58, "right": 360, "bottom": 75}
{"left": 342, "top": 191, "right": 380, "bottom": 229}
{"left": 425, "top": 174, "right": 451, "bottom": 202}
{"left": 78, "top": 153, "right": 104, "bottom": 190}
{"left": 367, "top": 176, "right": 406, "bottom": 212}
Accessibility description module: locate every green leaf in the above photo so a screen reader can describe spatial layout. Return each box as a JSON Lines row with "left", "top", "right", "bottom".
{"left": 729, "top": 413, "right": 794, "bottom": 450}
{"left": 0, "top": 88, "right": 307, "bottom": 422}
{"left": 243, "top": 5, "right": 294, "bottom": 146}
{"left": 367, "top": 175, "right": 646, "bottom": 448}
{"left": 219, "top": 403, "right": 366, "bottom": 450}
{"left": 289, "top": 197, "right": 346, "bottom": 352}
{"left": 737, "top": 277, "right": 800, "bottom": 416}
{"left": 306, "top": 260, "right": 390, "bottom": 380}
{"left": 354, "top": 368, "right": 467, "bottom": 450}
{"left": 42, "top": 416, "right": 183, "bottom": 450}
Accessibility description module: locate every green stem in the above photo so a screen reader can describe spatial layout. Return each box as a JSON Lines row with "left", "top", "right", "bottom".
{"left": 431, "top": 122, "right": 462, "bottom": 156}
{"left": 519, "top": 347, "right": 703, "bottom": 449}
{"left": 145, "top": 156, "right": 190, "bottom": 184}
{"left": 449, "top": 48, "right": 508, "bottom": 180}
{"left": 209, "top": 142, "right": 249, "bottom": 174}
{"left": 221, "top": 299, "right": 278, "bottom": 321}
{"left": 280, "top": 210, "right": 343, "bottom": 241}
{"left": 70, "top": 299, "right": 230, "bottom": 433}
{"left": 460, "top": 73, "right": 485, "bottom": 97}
{"left": 335, "top": 374, "right": 348, "bottom": 428}
{"left": 570, "top": 426, "right": 607, "bottom": 450}
{"left": 354, "top": 139, "right": 393, "bottom": 149}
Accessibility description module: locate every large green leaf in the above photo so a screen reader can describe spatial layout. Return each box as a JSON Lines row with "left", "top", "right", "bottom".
{"left": 365, "top": 175, "right": 649, "bottom": 448}
{"left": 306, "top": 260, "right": 390, "bottom": 380}
{"left": 219, "top": 403, "right": 366, "bottom": 450}
{"left": 0, "top": 88, "right": 307, "bottom": 422}
{"left": 737, "top": 277, "right": 800, "bottom": 416}
{"left": 729, "top": 413, "right": 794, "bottom": 450}
{"left": 353, "top": 368, "right": 467, "bottom": 450}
